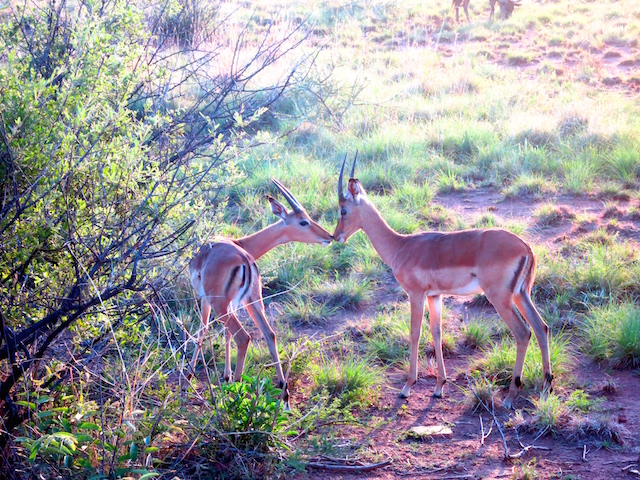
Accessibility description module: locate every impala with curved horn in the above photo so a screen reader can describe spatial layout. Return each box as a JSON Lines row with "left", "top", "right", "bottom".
{"left": 333, "top": 154, "right": 551, "bottom": 408}
{"left": 189, "top": 179, "right": 333, "bottom": 407}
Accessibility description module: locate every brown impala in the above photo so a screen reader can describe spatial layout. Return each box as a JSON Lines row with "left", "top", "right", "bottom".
{"left": 333, "top": 154, "right": 552, "bottom": 408}
{"left": 189, "top": 179, "right": 333, "bottom": 407}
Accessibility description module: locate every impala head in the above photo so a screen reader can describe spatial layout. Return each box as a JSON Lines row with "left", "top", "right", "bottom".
{"left": 498, "top": 0, "right": 520, "bottom": 18}
{"left": 333, "top": 152, "right": 367, "bottom": 243}
{"left": 269, "top": 178, "right": 333, "bottom": 246}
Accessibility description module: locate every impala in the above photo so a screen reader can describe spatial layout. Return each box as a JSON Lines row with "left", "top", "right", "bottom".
{"left": 189, "top": 179, "right": 333, "bottom": 407}
{"left": 333, "top": 154, "right": 552, "bottom": 408}
{"left": 452, "top": 0, "right": 471, "bottom": 23}
{"left": 452, "top": 0, "right": 521, "bottom": 23}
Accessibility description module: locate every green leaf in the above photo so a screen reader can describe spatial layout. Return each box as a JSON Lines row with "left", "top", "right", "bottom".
{"left": 140, "top": 473, "right": 160, "bottom": 480}
{"left": 143, "top": 446, "right": 158, "bottom": 453}
{"left": 78, "top": 422, "right": 101, "bottom": 431}
{"left": 129, "top": 442, "right": 138, "bottom": 461}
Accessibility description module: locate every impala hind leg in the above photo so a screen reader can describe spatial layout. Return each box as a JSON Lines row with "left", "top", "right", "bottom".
{"left": 514, "top": 290, "right": 552, "bottom": 396}
{"left": 244, "top": 294, "right": 290, "bottom": 409}
{"left": 489, "top": 296, "right": 531, "bottom": 409}
{"left": 428, "top": 295, "right": 447, "bottom": 398}
{"left": 222, "top": 312, "right": 251, "bottom": 382}
{"left": 190, "top": 297, "right": 212, "bottom": 376}
{"left": 400, "top": 292, "right": 426, "bottom": 398}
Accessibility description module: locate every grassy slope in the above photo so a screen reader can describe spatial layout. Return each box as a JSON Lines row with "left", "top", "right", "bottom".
{"left": 216, "top": 0, "right": 640, "bottom": 437}
{"left": 214, "top": 0, "right": 640, "bottom": 321}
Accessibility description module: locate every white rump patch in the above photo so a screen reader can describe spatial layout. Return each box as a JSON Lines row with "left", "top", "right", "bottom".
{"left": 515, "top": 256, "right": 529, "bottom": 293}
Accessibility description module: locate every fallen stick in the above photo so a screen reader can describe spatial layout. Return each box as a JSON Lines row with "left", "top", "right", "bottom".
{"left": 306, "top": 459, "right": 392, "bottom": 472}
{"left": 480, "top": 415, "right": 494, "bottom": 446}
{"left": 509, "top": 426, "right": 550, "bottom": 460}
{"left": 465, "top": 372, "right": 509, "bottom": 458}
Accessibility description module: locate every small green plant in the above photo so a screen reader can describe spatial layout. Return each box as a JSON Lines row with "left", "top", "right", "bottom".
{"left": 566, "top": 389, "right": 596, "bottom": 413}
{"left": 436, "top": 168, "right": 466, "bottom": 193}
{"left": 464, "top": 375, "right": 500, "bottom": 412}
{"left": 462, "top": 319, "right": 493, "bottom": 349}
{"left": 529, "top": 393, "right": 571, "bottom": 433}
{"left": 534, "top": 203, "right": 574, "bottom": 226}
{"left": 215, "top": 375, "right": 290, "bottom": 451}
{"left": 503, "top": 173, "right": 555, "bottom": 198}
{"left": 606, "top": 142, "right": 640, "bottom": 186}
{"left": 512, "top": 457, "right": 539, "bottom": 480}
{"left": 311, "top": 354, "right": 382, "bottom": 407}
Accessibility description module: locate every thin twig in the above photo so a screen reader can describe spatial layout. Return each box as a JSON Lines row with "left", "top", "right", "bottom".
{"left": 509, "top": 426, "right": 550, "bottom": 459}
{"left": 480, "top": 415, "right": 493, "bottom": 446}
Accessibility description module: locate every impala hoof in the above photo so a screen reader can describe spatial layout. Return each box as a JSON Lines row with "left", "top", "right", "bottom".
{"left": 432, "top": 392, "right": 442, "bottom": 399}
{"left": 398, "top": 392, "right": 409, "bottom": 399}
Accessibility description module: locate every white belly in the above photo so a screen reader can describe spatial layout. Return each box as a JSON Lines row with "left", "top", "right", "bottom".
{"left": 426, "top": 277, "right": 483, "bottom": 296}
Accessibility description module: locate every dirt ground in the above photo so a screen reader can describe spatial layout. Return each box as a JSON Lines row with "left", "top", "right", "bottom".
{"left": 287, "top": 189, "right": 640, "bottom": 480}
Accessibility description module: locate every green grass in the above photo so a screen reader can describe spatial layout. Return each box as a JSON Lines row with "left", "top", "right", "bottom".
{"left": 464, "top": 375, "right": 500, "bottom": 412}
{"left": 528, "top": 393, "right": 571, "bottom": 434}
{"left": 534, "top": 203, "right": 574, "bottom": 227}
{"left": 534, "top": 240, "right": 640, "bottom": 307}
{"left": 470, "top": 333, "right": 572, "bottom": 392}
{"left": 461, "top": 317, "right": 494, "bottom": 349}
{"left": 282, "top": 294, "right": 338, "bottom": 324}
{"left": 311, "top": 354, "right": 383, "bottom": 406}
{"left": 584, "top": 303, "right": 640, "bottom": 368}
{"left": 364, "top": 305, "right": 421, "bottom": 365}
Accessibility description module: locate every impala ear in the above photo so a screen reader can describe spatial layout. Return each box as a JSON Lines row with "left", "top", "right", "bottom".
{"left": 267, "top": 196, "right": 288, "bottom": 219}
{"left": 347, "top": 178, "right": 364, "bottom": 201}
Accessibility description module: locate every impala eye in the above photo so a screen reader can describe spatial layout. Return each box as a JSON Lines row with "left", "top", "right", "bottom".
{"left": 340, "top": 209, "right": 347, "bottom": 216}
{"left": 299, "top": 220, "right": 309, "bottom": 226}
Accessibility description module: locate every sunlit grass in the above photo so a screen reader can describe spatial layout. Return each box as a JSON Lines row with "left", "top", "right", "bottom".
{"left": 584, "top": 303, "right": 640, "bottom": 368}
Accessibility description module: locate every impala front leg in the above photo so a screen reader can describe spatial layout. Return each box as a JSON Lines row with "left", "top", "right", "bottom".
{"left": 428, "top": 295, "right": 446, "bottom": 397}
{"left": 224, "top": 327, "right": 232, "bottom": 381}
{"left": 400, "top": 292, "right": 426, "bottom": 398}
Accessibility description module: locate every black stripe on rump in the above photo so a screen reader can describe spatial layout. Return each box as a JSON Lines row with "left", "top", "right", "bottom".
{"left": 509, "top": 256, "right": 527, "bottom": 293}
{"left": 225, "top": 266, "right": 241, "bottom": 297}
{"left": 238, "top": 262, "right": 253, "bottom": 302}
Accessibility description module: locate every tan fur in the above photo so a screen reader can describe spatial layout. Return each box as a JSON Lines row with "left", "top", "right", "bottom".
{"left": 334, "top": 162, "right": 551, "bottom": 408}
{"left": 188, "top": 182, "right": 333, "bottom": 407}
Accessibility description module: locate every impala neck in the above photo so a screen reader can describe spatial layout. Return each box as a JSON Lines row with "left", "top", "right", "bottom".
{"left": 235, "top": 221, "right": 289, "bottom": 260}
{"left": 359, "top": 198, "right": 406, "bottom": 267}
